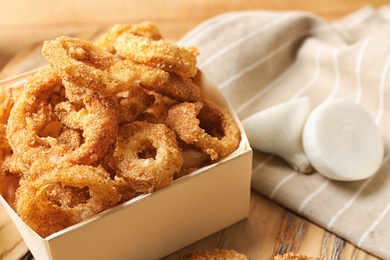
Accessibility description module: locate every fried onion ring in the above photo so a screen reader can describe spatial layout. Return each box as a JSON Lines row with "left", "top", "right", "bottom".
{"left": 174, "top": 140, "right": 212, "bottom": 179}
{"left": 109, "top": 121, "right": 183, "bottom": 193}
{"left": 112, "top": 59, "right": 201, "bottom": 102}
{"left": 112, "top": 176, "right": 140, "bottom": 204}
{"left": 15, "top": 163, "right": 120, "bottom": 237}
{"left": 166, "top": 100, "right": 241, "bottom": 161}
{"left": 155, "top": 72, "right": 201, "bottom": 102}
{"left": 112, "top": 59, "right": 170, "bottom": 88}
{"left": 114, "top": 33, "right": 198, "bottom": 78}
{"left": 115, "top": 88, "right": 155, "bottom": 125}
{"left": 0, "top": 85, "right": 23, "bottom": 124}
{"left": 138, "top": 92, "right": 179, "bottom": 124}
{"left": 96, "top": 22, "right": 163, "bottom": 53}
{"left": 42, "top": 36, "right": 138, "bottom": 95}
{"left": 53, "top": 93, "right": 119, "bottom": 165}
{"left": 0, "top": 85, "right": 23, "bottom": 174}
{"left": 0, "top": 172, "right": 19, "bottom": 208}
{"left": 6, "top": 67, "right": 118, "bottom": 170}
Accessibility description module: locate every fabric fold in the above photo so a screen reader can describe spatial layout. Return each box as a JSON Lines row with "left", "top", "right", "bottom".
{"left": 178, "top": 5, "right": 390, "bottom": 259}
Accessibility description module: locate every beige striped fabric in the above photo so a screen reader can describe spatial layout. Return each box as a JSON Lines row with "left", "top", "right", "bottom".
{"left": 178, "top": 5, "right": 390, "bottom": 259}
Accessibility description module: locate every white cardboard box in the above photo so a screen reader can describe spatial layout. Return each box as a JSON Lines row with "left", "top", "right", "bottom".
{"left": 0, "top": 70, "right": 253, "bottom": 260}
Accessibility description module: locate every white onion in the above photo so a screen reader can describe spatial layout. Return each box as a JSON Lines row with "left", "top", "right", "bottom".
{"left": 242, "top": 97, "right": 313, "bottom": 173}
{"left": 303, "top": 98, "right": 384, "bottom": 181}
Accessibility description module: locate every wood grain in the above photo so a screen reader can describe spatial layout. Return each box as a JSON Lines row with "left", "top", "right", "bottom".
{"left": 0, "top": 207, "right": 29, "bottom": 260}
{"left": 0, "top": 1, "right": 387, "bottom": 259}
{"left": 0, "top": 191, "right": 380, "bottom": 259}
{"left": 162, "top": 192, "right": 379, "bottom": 260}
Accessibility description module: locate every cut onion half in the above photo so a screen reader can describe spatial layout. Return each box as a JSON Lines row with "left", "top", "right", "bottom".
{"left": 303, "top": 98, "right": 384, "bottom": 181}
{"left": 241, "top": 97, "right": 313, "bottom": 173}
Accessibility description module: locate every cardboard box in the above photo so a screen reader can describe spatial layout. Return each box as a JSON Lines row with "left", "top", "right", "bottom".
{"left": 0, "top": 69, "right": 253, "bottom": 260}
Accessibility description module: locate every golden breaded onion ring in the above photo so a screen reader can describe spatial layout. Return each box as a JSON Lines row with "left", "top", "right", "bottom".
{"left": 115, "top": 87, "right": 156, "bottom": 125}
{"left": 166, "top": 100, "right": 241, "bottom": 161}
{"left": 6, "top": 67, "right": 118, "bottom": 170}
{"left": 96, "top": 22, "right": 163, "bottom": 53}
{"left": 42, "top": 36, "right": 138, "bottom": 95}
{"left": 109, "top": 121, "right": 183, "bottom": 193}
{"left": 0, "top": 85, "right": 23, "bottom": 173}
{"left": 15, "top": 163, "right": 120, "bottom": 238}
{"left": 114, "top": 59, "right": 201, "bottom": 102}
{"left": 114, "top": 33, "right": 198, "bottom": 78}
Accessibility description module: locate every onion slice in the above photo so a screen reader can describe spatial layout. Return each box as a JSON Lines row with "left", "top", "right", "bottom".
{"left": 303, "top": 99, "right": 384, "bottom": 181}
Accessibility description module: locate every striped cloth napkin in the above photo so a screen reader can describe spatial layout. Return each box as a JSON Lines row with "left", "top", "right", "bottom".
{"left": 178, "top": 5, "right": 390, "bottom": 259}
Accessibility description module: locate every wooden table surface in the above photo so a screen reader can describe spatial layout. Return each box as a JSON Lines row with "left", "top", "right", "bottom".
{"left": 0, "top": 1, "right": 388, "bottom": 259}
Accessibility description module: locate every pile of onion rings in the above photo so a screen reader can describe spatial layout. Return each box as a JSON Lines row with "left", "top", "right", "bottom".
{"left": 0, "top": 22, "right": 241, "bottom": 237}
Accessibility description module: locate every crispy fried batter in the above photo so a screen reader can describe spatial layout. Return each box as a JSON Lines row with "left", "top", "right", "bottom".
{"left": 0, "top": 172, "right": 19, "bottom": 209}
{"left": 115, "top": 33, "right": 199, "bottom": 78}
{"left": 96, "top": 22, "right": 163, "bottom": 53}
{"left": 115, "top": 59, "right": 201, "bottom": 102}
{"left": 166, "top": 100, "right": 241, "bottom": 161}
{"left": 137, "top": 91, "right": 179, "bottom": 124}
{"left": 109, "top": 121, "right": 183, "bottom": 193}
{"left": 42, "top": 36, "right": 138, "bottom": 95}
{"left": 6, "top": 67, "right": 118, "bottom": 170}
{"left": 15, "top": 163, "right": 120, "bottom": 237}
{"left": 149, "top": 72, "right": 201, "bottom": 102}
{"left": 115, "top": 87, "right": 156, "bottom": 125}
{"left": 0, "top": 85, "right": 23, "bottom": 178}
{"left": 113, "top": 59, "right": 170, "bottom": 88}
